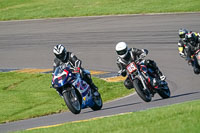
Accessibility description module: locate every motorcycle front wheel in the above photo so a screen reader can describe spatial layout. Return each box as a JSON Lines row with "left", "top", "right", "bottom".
{"left": 133, "top": 78, "right": 152, "bottom": 102}
{"left": 63, "top": 88, "right": 81, "bottom": 114}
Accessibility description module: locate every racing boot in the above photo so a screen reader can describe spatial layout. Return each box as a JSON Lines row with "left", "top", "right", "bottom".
{"left": 148, "top": 60, "right": 166, "bottom": 81}
{"left": 90, "top": 83, "right": 100, "bottom": 97}
{"left": 160, "top": 75, "right": 166, "bottom": 81}
{"left": 155, "top": 69, "right": 166, "bottom": 81}
{"left": 152, "top": 78, "right": 159, "bottom": 88}
{"left": 151, "top": 70, "right": 166, "bottom": 89}
{"left": 83, "top": 72, "right": 100, "bottom": 97}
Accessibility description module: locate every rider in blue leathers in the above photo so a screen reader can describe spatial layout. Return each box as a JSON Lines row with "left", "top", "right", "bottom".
{"left": 53, "top": 44, "right": 99, "bottom": 96}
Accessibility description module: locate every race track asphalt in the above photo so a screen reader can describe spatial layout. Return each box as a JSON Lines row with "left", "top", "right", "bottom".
{"left": 0, "top": 13, "right": 200, "bottom": 132}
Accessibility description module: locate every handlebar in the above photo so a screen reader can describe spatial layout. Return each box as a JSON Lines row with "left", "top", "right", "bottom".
{"left": 135, "top": 57, "right": 144, "bottom": 64}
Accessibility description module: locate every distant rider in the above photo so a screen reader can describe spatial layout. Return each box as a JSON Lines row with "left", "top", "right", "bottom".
{"left": 178, "top": 28, "right": 189, "bottom": 58}
{"left": 115, "top": 42, "right": 166, "bottom": 89}
{"left": 185, "top": 32, "right": 200, "bottom": 74}
{"left": 53, "top": 44, "right": 99, "bottom": 97}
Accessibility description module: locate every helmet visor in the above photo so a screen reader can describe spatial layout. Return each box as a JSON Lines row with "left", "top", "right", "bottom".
{"left": 117, "top": 47, "right": 128, "bottom": 56}
{"left": 56, "top": 51, "right": 66, "bottom": 61}
{"left": 179, "top": 34, "right": 185, "bottom": 38}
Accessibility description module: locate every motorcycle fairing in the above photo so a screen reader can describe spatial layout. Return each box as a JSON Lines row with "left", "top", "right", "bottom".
{"left": 72, "top": 74, "right": 94, "bottom": 108}
{"left": 52, "top": 66, "right": 95, "bottom": 109}
{"left": 52, "top": 68, "right": 74, "bottom": 88}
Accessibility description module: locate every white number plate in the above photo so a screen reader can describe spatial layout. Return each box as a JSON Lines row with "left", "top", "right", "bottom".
{"left": 126, "top": 62, "right": 137, "bottom": 73}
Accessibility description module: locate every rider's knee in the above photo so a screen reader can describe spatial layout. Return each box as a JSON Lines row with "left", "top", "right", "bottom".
{"left": 82, "top": 71, "right": 92, "bottom": 83}
{"left": 124, "top": 79, "right": 134, "bottom": 89}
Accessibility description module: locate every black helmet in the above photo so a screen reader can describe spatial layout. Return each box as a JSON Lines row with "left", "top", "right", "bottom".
{"left": 53, "top": 44, "right": 67, "bottom": 61}
{"left": 179, "top": 28, "right": 188, "bottom": 39}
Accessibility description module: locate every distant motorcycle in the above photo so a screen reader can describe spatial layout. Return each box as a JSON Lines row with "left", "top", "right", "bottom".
{"left": 52, "top": 64, "right": 103, "bottom": 114}
{"left": 193, "top": 49, "right": 200, "bottom": 65}
{"left": 126, "top": 58, "right": 170, "bottom": 102}
{"left": 189, "top": 49, "right": 200, "bottom": 73}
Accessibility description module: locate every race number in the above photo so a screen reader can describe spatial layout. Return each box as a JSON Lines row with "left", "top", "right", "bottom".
{"left": 126, "top": 62, "right": 137, "bottom": 73}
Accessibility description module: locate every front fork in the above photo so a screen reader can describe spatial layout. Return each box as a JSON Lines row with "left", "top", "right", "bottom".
{"left": 131, "top": 71, "right": 148, "bottom": 91}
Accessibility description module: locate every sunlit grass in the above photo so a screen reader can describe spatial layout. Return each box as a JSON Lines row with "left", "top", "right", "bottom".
{"left": 0, "top": 72, "right": 132, "bottom": 123}
{"left": 16, "top": 100, "right": 200, "bottom": 133}
{"left": 0, "top": 0, "right": 200, "bottom": 20}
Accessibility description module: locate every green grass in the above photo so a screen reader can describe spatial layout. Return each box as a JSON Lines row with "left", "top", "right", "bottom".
{"left": 0, "top": 72, "right": 132, "bottom": 124}
{"left": 15, "top": 100, "right": 200, "bottom": 133}
{"left": 0, "top": 0, "right": 200, "bottom": 21}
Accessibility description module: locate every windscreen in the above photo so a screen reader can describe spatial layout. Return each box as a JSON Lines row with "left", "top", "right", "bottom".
{"left": 54, "top": 67, "right": 64, "bottom": 76}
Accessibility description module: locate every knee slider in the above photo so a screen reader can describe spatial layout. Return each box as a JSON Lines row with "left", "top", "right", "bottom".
{"left": 124, "top": 80, "right": 133, "bottom": 89}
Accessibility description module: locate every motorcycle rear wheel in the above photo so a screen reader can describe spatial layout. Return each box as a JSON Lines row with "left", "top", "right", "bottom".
{"left": 157, "top": 84, "right": 171, "bottom": 99}
{"left": 63, "top": 88, "right": 81, "bottom": 114}
{"left": 90, "top": 92, "right": 103, "bottom": 111}
{"left": 133, "top": 78, "right": 152, "bottom": 102}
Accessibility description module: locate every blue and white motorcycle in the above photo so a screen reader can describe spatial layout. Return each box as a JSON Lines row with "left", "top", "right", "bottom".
{"left": 52, "top": 64, "right": 103, "bottom": 114}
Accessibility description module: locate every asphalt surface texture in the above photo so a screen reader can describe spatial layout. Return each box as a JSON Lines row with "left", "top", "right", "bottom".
{"left": 0, "top": 13, "right": 200, "bottom": 132}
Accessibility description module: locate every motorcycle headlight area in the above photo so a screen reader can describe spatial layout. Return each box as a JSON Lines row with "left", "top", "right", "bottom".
{"left": 52, "top": 74, "right": 67, "bottom": 85}
{"left": 58, "top": 75, "right": 67, "bottom": 83}
{"left": 132, "top": 70, "right": 138, "bottom": 75}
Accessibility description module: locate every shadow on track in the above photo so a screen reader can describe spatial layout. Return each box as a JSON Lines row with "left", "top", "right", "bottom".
{"left": 152, "top": 91, "right": 200, "bottom": 102}
{"left": 82, "top": 101, "right": 142, "bottom": 114}
{"left": 82, "top": 91, "right": 200, "bottom": 114}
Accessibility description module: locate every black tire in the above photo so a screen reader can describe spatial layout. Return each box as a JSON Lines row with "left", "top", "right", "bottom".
{"left": 63, "top": 88, "right": 81, "bottom": 114}
{"left": 157, "top": 84, "right": 171, "bottom": 99}
{"left": 91, "top": 93, "right": 103, "bottom": 111}
{"left": 195, "top": 53, "right": 200, "bottom": 66}
{"left": 133, "top": 78, "right": 152, "bottom": 102}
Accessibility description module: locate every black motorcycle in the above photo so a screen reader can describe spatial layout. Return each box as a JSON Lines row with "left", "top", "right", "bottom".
{"left": 126, "top": 59, "right": 170, "bottom": 102}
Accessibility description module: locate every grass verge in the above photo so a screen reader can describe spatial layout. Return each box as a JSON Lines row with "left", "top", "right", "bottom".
{"left": 0, "top": 0, "right": 200, "bottom": 21}
{"left": 16, "top": 100, "right": 200, "bottom": 133}
{"left": 0, "top": 72, "right": 132, "bottom": 124}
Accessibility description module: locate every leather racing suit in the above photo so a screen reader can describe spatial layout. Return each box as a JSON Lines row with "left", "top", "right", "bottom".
{"left": 178, "top": 38, "right": 187, "bottom": 58}
{"left": 53, "top": 52, "right": 98, "bottom": 95}
{"left": 186, "top": 32, "right": 200, "bottom": 74}
{"left": 116, "top": 48, "right": 164, "bottom": 89}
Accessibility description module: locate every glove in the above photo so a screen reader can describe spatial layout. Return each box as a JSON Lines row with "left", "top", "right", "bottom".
{"left": 140, "top": 53, "right": 146, "bottom": 58}
{"left": 74, "top": 67, "right": 80, "bottom": 73}
{"left": 140, "top": 49, "right": 148, "bottom": 58}
{"left": 118, "top": 69, "right": 126, "bottom": 77}
{"left": 179, "top": 52, "right": 185, "bottom": 58}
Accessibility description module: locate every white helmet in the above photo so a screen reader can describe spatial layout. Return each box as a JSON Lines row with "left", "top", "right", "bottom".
{"left": 115, "top": 42, "right": 128, "bottom": 58}
{"left": 53, "top": 44, "right": 67, "bottom": 61}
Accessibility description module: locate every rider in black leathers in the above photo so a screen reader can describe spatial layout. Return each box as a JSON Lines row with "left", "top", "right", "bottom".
{"left": 185, "top": 32, "right": 200, "bottom": 74}
{"left": 53, "top": 44, "right": 99, "bottom": 97}
{"left": 115, "top": 42, "right": 166, "bottom": 89}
